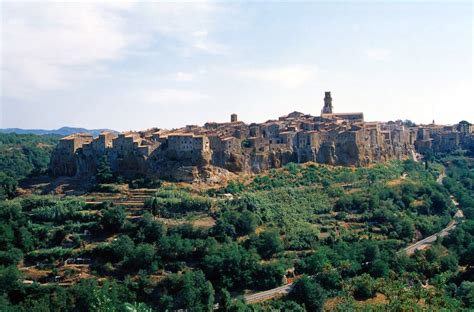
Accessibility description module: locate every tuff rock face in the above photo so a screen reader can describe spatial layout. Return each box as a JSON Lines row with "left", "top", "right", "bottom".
{"left": 49, "top": 94, "right": 473, "bottom": 182}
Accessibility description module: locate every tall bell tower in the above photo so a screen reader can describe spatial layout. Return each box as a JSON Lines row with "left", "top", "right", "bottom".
{"left": 322, "top": 91, "right": 333, "bottom": 114}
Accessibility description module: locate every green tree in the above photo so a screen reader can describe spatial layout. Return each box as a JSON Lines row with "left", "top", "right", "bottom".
{"left": 440, "top": 254, "right": 458, "bottom": 272}
{"left": 101, "top": 207, "right": 126, "bottom": 233}
{"left": 0, "top": 265, "right": 21, "bottom": 295}
{"left": 266, "top": 300, "right": 306, "bottom": 312}
{"left": 203, "top": 243, "right": 259, "bottom": 289}
{"left": 149, "top": 197, "right": 161, "bottom": 218}
{"left": 369, "top": 259, "right": 389, "bottom": 278}
{"left": 352, "top": 273, "right": 376, "bottom": 300}
{"left": 289, "top": 276, "right": 326, "bottom": 312}
{"left": 255, "top": 230, "right": 284, "bottom": 260}
{"left": 253, "top": 262, "right": 285, "bottom": 290}
{"left": 70, "top": 279, "right": 100, "bottom": 311}
{"left": 219, "top": 289, "right": 233, "bottom": 312}
{"left": 91, "top": 287, "right": 116, "bottom": 312}
{"left": 0, "top": 173, "right": 17, "bottom": 200}
{"left": 316, "top": 270, "right": 342, "bottom": 291}
{"left": 298, "top": 248, "right": 331, "bottom": 275}
{"left": 457, "top": 281, "right": 474, "bottom": 308}
{"left": 431, "top": 192, "right": 449, "bottom": 215}
{"left": 235, "top": 211, "right": 258, "bottom": 236}
{"left": 123, "top": 302, "right": 153, "bottom": 312}
{"left": 123, "top": 244, "right": 157, "bottom": 272}
{"left": 175, "top": 270, "right": 215, "bottom": 312}
{"left": 109, "top": 235, "right": 135, "bottom": 262}
{"left": 136, "top": 215, "right": 165, "bottom": 244}
{"left": 96, "top": 155, "right": 114, "bottom": 184}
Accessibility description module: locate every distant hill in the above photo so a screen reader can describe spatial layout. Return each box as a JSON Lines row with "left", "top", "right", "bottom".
{"left": 0, "top": 127, "right": 118, "bottom": 137}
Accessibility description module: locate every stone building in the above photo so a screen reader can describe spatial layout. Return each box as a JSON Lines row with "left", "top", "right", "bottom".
{"left": 50, "top": 134, "right": 93, "bottom": 176}
{"left": 321, "top": 91, "right": 333, "bottom": 114}
{"left": 50, "top": 92, "right": 471, "bottom": 181}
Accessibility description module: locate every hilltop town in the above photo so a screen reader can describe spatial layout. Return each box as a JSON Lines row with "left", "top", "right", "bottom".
{"left": 50, "top": 92, "right": 474, "bottom": 182}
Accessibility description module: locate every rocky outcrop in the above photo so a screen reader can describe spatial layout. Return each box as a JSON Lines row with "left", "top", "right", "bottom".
{"left": 148, "top": 165, "right": 234, "bottom": 183}
{"left": 54, "top": 104, "right": 474, "bottom": 183}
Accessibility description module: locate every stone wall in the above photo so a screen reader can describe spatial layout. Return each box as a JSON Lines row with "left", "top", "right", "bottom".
{"left": 50, "top": 107, "right": 471, "bottom": 182}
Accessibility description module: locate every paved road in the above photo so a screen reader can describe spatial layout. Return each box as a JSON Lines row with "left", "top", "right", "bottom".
{"left": 243, "top": 284, "right": 294, "bottom": 304}
{"left": 242, "top": 202, "right": 464, "bottom": 305}
{"left": 403, "top": 200, "right": 462, "bottom": 255}
{"left": 240, "top": 171, "right": 463, "bottom": 305}
{"left": 404, "top": 169, "right": 462, "bottom": 255}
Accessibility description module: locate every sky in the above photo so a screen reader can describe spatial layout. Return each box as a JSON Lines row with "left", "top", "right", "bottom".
{"left": 1, "top": 0, "right": 473, "bottom": 131}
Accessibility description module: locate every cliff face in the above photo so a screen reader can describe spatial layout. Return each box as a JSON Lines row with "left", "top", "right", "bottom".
{"left": 50, "top": 147, "right": 77, "bottom": 177}
{"left": 207, "top": 129, "right": 412, "bottom": 173}
{"left": 55, "top": 106, "right": 470, "bottom": 182}
{"left": 50, "top": 126, "right": 416, "bottom": 181}
{"left": 148, "top": 148, "right": 212, "bottom": 181}
{"left": 49, "top": 89, "right": 474, "bottom": 181}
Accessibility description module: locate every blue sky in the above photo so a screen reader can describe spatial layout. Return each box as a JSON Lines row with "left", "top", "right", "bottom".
{"left": 1, "top": 1, "right": 472, "bottom": 131}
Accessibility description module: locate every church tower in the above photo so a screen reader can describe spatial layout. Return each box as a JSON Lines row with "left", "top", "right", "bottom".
{"left": 322, "top": 91, "right": 333, "bottom": 114}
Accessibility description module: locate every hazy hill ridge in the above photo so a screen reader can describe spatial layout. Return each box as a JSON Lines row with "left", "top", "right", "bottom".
{"left": 0, "top": 127, "right": 118, "bottom": 137}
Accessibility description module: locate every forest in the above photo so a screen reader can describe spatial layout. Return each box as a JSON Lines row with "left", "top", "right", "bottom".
{"left": 0, "top": 133, "right": 59, "bottom": 200}
{"left": 0, "top": 133, "right": 473, "bottom": 311}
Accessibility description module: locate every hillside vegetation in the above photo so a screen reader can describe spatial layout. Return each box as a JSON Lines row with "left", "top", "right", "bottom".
{"left": 0, "top": 133, "right": 59, "bottom": 199}
{"left": 0, "top": 134, "right": 473, "bottom": 311}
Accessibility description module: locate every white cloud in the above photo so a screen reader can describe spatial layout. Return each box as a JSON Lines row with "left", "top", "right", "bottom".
{"left": 136, "top": 2, "right": 228, "bottom": 55}
{"left": 1, "top": 1, "right": 229, "bottom": 100}
{"left": 237, "top": 65, "right": 318, "bottom": 88}
{"left": 1, "top": 2, "right": 132, "bottom": 98}
{"left": 365, "top": 48, "right": 393, "bottom": 61}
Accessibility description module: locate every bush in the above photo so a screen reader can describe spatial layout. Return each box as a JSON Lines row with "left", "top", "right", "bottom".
{"left": 123, "top": 243, "right": 158, "bottom": 272}
{"left": 30, "top": 198, "right": 89, "bottom": 223}
{"left": 160, "top": 270, "right": 215, "bottom": 311}
{"left": 26, "top": 247, "right": 73, "bottom": 263}
{"left": 352, "top": 273, "right": 376, "bottom": 300}
{"left": 0, "top": 248, "right": 23, "bottom": 266}
{"left": 96, "top": 155, "right": 114, "bottom": 184}
{"left": 129, "top": 178, "right": 162, "bottom": 189}
{"left": 253, "top": 262, "right": 285, "bottom": 290}
{"left": 92, "top": 184, "right": 121, "bottom": 193}
{"left": 255, "top": 230, "right": 284, "bottom": 260}
{"left": 289, "top": 276, "right": 326, "bottom": 312}
{"left": 369, "top": 259, "right": 389, "bottom": 278}
{"left": 101, "top": 207, "right": 126, "bottom": 233}
{"left": 0, "top": 133, "right": 59, "bottom": 180}
{"left": 457, "top": 281, "right": 474, "bottom": 308}
{"left": 202, "top": 243, "right": 260, "bottom": 289}
{"left": 0, "top": 172, "right": 17, "bottom": 200}
{"left": 285, "top": 223, "right": 319, "bottom": 250}
{"left": 145, "top": 189, "right": 212, "bottom": 216}
{"left": 19, "top": 195, "right": 61, "bottom": 212}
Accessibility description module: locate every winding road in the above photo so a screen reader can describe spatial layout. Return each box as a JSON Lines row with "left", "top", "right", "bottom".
{"left": 240, "top": 171, "right": 464, "bottom": 304}
{"left": 244, "top": 284, "right": 294, "bottom": 304}
{"left": 404, "top": 169, "right": 463, "bottom": 255}
{"left": 403, "top": 197, "right": 463, "bottom": 255}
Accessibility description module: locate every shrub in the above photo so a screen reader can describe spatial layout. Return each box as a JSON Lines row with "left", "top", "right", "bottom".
{"left": 352, "top": 274, "right": 376, "bottom": 300}
{"left": 96, "top": 155, "right": 114, "bottom": 183}
{"left": 145, "top": 189, "right": 212, "bottom": 216}
{"left": 101, "top": 207, "right": 126, "bottom": 233}
{"left": 26, "top": 247, "right": 73, "bottom": 263}
{"left": 289, "top": 276, "right": 326, "bottom": 312}
{"left": 255, "top": 230, "right": 284, "bottom": 260}
{"left": 92, "top": 184, "right": 121, "bottom": 193}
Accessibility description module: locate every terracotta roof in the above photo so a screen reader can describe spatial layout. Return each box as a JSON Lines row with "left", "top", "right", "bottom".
{"left": 60, "top": 133, "right": 93, "bottom": 140}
